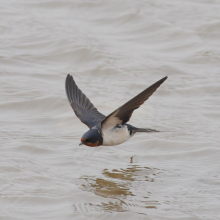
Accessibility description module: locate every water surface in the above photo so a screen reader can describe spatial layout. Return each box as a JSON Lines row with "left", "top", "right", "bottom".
{"left": 0, "top": 0, "right": 220, "bottom": 219}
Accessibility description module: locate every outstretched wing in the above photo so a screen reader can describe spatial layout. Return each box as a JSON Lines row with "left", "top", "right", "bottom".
{"left": 65, "top": 74, "right": 105, "bottom": 128}
{"left": 101, "top": 76, "right": 168, "bottom": 130}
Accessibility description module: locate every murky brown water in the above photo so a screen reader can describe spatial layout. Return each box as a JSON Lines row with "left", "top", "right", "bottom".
{"left": 1, "top": 0, "right": 220, "bottom": 219}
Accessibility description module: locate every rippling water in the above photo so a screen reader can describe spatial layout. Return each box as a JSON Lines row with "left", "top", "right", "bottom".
{"left": 1, "top": 0, "right": 220, "bottom": 219}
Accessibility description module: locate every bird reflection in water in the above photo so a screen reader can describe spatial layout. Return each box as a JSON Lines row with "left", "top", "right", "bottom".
{"left": 79, "top": 160, "right": 161, "bottom": 213}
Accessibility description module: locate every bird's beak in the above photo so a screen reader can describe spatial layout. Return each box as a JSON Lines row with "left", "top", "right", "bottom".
{"left": 79, "top": 142, "right": 84, "bottom": 146}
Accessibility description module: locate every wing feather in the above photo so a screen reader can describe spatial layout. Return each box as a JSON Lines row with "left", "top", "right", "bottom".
{"left": 65, "top": 74, "right": 105, "bottom": 128}
{"left": 102, "top": 76, "right": 168, "bottom": 130}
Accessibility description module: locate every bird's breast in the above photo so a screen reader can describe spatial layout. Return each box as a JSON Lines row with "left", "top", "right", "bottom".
{"left": 102, "top": 125, "right": 131, "bottom": 146}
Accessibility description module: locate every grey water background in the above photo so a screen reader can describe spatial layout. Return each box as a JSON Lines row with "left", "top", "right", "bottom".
{"left": 1, "top": 0, "right": 220, "bottom": 219}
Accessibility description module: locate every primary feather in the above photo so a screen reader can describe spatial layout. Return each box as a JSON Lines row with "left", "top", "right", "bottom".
{"left": 65, "top": 74, "right": 105, "bottom": 128}
{"left": 101, "top": 76, "right": 167, "bottom": 130}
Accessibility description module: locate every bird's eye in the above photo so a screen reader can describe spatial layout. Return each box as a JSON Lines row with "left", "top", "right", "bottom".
{"left": 86, "top": 138, "right": 90, "bottom": 142}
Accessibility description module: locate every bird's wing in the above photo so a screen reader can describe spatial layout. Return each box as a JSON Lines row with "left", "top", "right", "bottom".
{"left": 65, "top": 74, "right": 106, "bottom": 129}
{"left": 101, "top": 76, "right": 168, "bottom": 130}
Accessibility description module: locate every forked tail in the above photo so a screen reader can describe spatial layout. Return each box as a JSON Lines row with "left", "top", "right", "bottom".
{"left": 133, "top": 127, "right": 175, "bottom": 133}
{"left": 134, "top": 128, "right": 159, "bottom": 132}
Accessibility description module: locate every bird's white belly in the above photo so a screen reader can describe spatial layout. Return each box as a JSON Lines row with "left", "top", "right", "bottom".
{"left": 102, "top": 126, "right": 130, "bottom": 146}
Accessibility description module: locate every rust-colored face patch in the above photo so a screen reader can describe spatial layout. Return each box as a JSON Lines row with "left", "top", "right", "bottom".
{"left": 84, "top": 141, "right": 99, "bottom": 147}
{"left": 81, "top": 138, "right": 86, "bottom": 143}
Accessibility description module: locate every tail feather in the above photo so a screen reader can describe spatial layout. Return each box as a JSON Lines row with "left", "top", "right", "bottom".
{"left": 134, "top": 128, "right": 159, "bottom": 132}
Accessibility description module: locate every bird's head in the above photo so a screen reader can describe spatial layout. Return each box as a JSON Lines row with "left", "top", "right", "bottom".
{"left": 80, "top": 129, "right": 103, "bottom": 147}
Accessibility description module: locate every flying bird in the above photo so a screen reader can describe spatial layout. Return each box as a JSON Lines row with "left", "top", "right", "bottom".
{"left": 65, "top": 74, "right": 167, "bottom": 147}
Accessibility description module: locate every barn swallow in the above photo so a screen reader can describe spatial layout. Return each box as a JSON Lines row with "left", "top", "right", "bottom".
{"left": 65, "top": 74, "right": 167, "bottom": 147}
